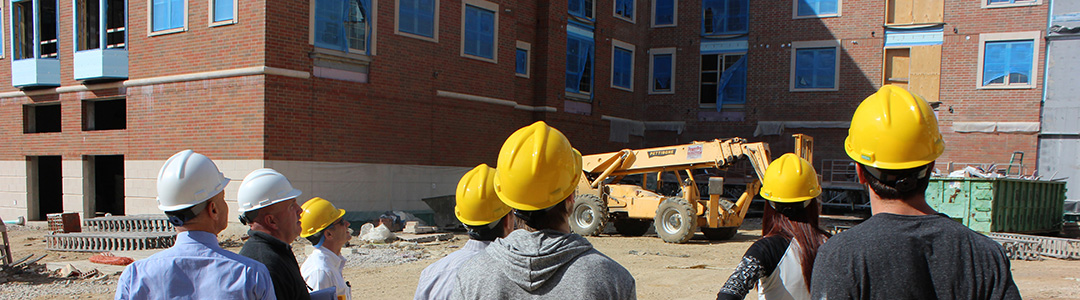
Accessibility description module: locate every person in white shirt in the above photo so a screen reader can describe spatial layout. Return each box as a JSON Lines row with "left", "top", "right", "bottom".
{"left": 299, "top": 197, "right": 352, "bottom": 300}
{"left": 414, "top": 164, "right": 515, "bottom": 300}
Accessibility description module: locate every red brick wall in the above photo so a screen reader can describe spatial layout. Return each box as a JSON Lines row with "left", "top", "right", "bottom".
{"left": 935, "top": 1, "right": 1046, "bottom": 166}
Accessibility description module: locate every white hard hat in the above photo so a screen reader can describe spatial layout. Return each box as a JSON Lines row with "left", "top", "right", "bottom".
{"left": 237, "top": 168, "right": 302, "bottom": 213}
{"left": 156, "top": 150, "right": 231, "bottom": 212}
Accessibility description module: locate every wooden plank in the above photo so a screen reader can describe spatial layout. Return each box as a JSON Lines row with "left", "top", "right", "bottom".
{"left": 910, "top": 45, "right": 942, "bottom": 103}
{"left": 914, "top": 0, "right": 945, "bottom": 24}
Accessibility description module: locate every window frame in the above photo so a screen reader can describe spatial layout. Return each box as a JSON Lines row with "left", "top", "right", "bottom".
{"left": 395, "top": 0, "right": 438, "bottom": 42}
{"left": 516, "top": 41, "right": 530, "bottom": 78}
{"left": 610, "top": 39, "right": 635, "bottom": 92}
{"left": 789, "top": 40, "right": 840, "bottom": 92}
{"left": 651, "top": 0, "right": 676, "bottom": 28}
{"left": 460, "top": 0, "right": 498, "bottom": 63}
{"left": 565, "top": 28, "right": 595, "bottom": 99}
{"left": 208, "top": 0, "right": 237, "bottom": 27}
{"left": 699, "top": 52, "right": 747, "bottom": 108}
{"left": 146, "top": 0, "right": 187, "bottom": 36}
{"left": 13, "top": 0, "right": 60, "bottom": 59}
{"left": 75, "top": 0, "right": 128, "bottom": 52}
{"left": 649, "top": 47, "right": 676, "bottom": 94}
{"left": 569, "top": 0, "right": 595, "bottom": 20}
{"left": 309, "top": 0, "right": 376, "bottom": 55}
{"left": 976, "top": 31, "right": 1040, "bottom": 90}
{"left": 613, "top": 0, "right": 634, "bottom": 23}
{"left": 982, "top": 0, "right": 1041, "bottom": 9}
{"left": 792, "top": 0, "right": 841, "bottom": 19}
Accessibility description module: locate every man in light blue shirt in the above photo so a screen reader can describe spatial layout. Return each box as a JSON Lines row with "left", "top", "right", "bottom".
{"left": 414, "top": 164, "right": 515, "bottom": 300}
{"left": 115, "top": 150, "right": 276, "bottom": 299}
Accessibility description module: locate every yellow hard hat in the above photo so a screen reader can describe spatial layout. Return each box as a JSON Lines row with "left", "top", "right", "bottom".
{"left": 844, "top": 85, "right": 945, "bottom": 170}
{"left": 759, "top": 153, "right": 821, "bottom": 203}
{"left": 494, "top": 121, "right": 583, "bottom": 211}
{"left": 299, "top": 197, "right": 345, "bottom": 238}
{"left": 454, "top": 164, "right": 511, "bottom": 226}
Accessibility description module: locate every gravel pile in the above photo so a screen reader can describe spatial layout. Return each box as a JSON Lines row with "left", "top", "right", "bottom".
{"left": 295, "top": 241, "right": 434, "bottom": 269}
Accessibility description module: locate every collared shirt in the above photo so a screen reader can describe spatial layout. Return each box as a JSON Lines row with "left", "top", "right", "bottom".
{"left": 114, "top": 230, "right": 276, "bottom": 300}
{"left": 301, "top": 246, "right": 352, "bottom": 300}
{"left": 414, "top": 239, "right": 491, "bottom": 300}
{"left": 240, "top": 230, "right": 313, "bottom": 300}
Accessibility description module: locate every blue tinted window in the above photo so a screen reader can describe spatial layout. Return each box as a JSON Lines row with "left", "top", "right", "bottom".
{"left": 399, "top": 0, "right": 435, "bottom": 37}
{"left": 655, "top": 0, "right": 674, "bottom": 25}
{"left": 569, "top": 0, "right": 594, "bottom": 19}
{"left": 702, "top": 0, "right": 748, "bottom": 35}
{"left": 152, "top": 0, "right": 185, "bottom": 31}
{"left": 615, "top": 0, "right": 633, "bottom": 20}
{"left": 213, "top": 0, "right": 233, "bottom": 22}
{"left": 613, "top": 47, "right": 632, "bottom": 89}
{"left": 516, "top": 48, "right": 528, "bottom": 75}
{"left": 982, "top": 40, "right": 1033, "bottom": 86}
{"left": 652, "top": 54, "right": 672, "bottom": 92}
{"left": 797, "top": 0, "right": 838, "bottom": 17}
{"left": 464, "top": 5, "right": 495, "bottom": 59}
{"left": 794, "top": 47, "right": 837, "bottom": 89}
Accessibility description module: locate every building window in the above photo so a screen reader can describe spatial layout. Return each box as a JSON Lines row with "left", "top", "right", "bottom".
{"left": 978, "top": 32, "right": 1040, "bottom": 89}
{"left": 150, "top": 0, "right": 185, "bottom": 33}
{"left": 315, "top": 0, "right": 371, "bottom": 54}
{"left": 614, "top": 0, "right": 633, "bottom": 22}
{"left": 795, "top": 0, "right": 840, "bottom": 18}
{"left": 210, "top": 0, "right": 235, "bottom": 24}
{"left": 701, "top": 53, "right": 746, "bottom": 107}
{"left": 983, "top": 0, "right": 1041, "bottom": 8}
{"left": 702, "top": 0, "right": 747, "bottom": 35}
{"left": 24, "top": 103, "right": 61, "bottom": 133}
{"left": 461, "top": 1, "right": 497, "bottom": 62}
{"left": 649, "top": 48, "right": 675, "bottom": 94}
{"left": 611, "top": 40, "right": 634, "bottom": 91}
{"left": 790, "top": 40, "right": 839, "bottom": 91}
{"left": 566, "top": 29, "right": 594, "bottom": 97}
{"left": 516, "top": 41, "right": 530, "bottom": 77}
{"left": 396, "top": 0, "right": 436, "bottom": 40}
{"left": 569, "top": 0, "right": 594, "bottom": 20}
{"left": 13, "top": 0, "right": 58, "bottom": 59}
{"left": 83, "top": 98, "right": 126, "bottom": 131}
{"left": 652, "top": 0, "right": 675, "bottom": 27}
{"left": 77, "top": 0, "right": 126, "bottom": 51}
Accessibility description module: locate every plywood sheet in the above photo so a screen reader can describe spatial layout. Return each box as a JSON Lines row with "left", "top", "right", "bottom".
{"left": 884, "top": 48, "right": 911, "bottom": 89}
{"left": 914, "top": 0, "right": 944, "bottom": 24}
{"left": 887, "top": 0, "right": 914, "bottom": 25}
{"left": 910, "top": 45, "right": 941, "bottom": 102}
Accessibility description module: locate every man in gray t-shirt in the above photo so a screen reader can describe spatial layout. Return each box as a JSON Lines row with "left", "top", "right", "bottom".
{"left": 811, "top": 86, "right": 1020, "bottom": 300}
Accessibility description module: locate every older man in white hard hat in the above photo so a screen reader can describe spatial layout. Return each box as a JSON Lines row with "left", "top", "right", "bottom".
{"left": 115, "top": 150, "right": 276, "bottom": 299}
{"left": 238, "top": 168, "right": 310, "bottom": 300}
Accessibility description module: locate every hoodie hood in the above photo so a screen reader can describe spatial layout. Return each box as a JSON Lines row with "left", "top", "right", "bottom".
{"left": 486, "top": 229, "right": 594, "bottom": 292}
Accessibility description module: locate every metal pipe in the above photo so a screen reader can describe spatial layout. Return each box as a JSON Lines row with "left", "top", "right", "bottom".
{"left": 3, "top": 216, "right": 25, "bottom": 226}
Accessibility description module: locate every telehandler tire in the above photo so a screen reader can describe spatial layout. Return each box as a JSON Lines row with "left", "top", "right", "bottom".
{"left": 701, "top": 227, "right": 739, "bottom": 240}
{"left": 655, "top": 197, "right": 697, "bottom": 243}
{"left": 570, "top": 194, "right": 608, "bottom": 236}
{"left": 613, "top": 219, "right": 651, "bottom": 236}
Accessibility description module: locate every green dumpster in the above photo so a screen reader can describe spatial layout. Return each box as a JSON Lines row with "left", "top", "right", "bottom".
{"left": 926, "top": 178, "right": 1066, "bottom": 233}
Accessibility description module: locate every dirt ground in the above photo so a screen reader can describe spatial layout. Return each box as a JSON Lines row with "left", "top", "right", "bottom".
{"left": 4, "top": 221, "right": 1080, "bottom": 299}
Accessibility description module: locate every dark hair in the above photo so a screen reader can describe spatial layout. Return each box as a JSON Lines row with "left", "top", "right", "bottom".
{"left": 762, "top": 198, "right": 831, "bottom": 290}
{"left": 513, "top": 198, "right": 571, "bottom": 231}
{"left": 860, "top": 164, "right": 931, "bottom": 200}
{"left": 465, "top": 216, "right": 509, "bottom": 241}
{"left": 305, "top": 232, "right": 325, "bottom": 245}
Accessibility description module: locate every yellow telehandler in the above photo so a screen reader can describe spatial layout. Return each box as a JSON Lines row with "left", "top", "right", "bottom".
{"left": 571, "top": 135, "right": 811, "bottom": 243}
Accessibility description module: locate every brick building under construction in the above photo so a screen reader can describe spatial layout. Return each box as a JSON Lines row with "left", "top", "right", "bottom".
{"left": 0, "top": 0, "right": 1049, "bottom": 221}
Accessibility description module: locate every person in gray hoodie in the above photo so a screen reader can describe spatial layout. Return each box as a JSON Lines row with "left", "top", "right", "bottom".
{"left": 451, "top": 121, "right": 636, "bottom": 300}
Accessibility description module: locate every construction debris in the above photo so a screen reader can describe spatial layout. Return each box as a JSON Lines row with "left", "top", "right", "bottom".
{"left": 46, "top": 215, "right": 177, "bottom": 252}
{"left": 403, "top": 221, "right": 438, "bottom": 234}
{"left": 987, "top": 232, "right": 1080, "bottom": 260}
{"left": 359, "top": 223, "right": 396, "bottom": 244}
{"left": 88, "top": 252, "right": 135, "bottom": 266}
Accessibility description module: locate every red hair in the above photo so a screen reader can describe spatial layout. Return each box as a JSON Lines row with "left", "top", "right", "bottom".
{"left": 761, "top": 198, "right": 831, "bottom": 289}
